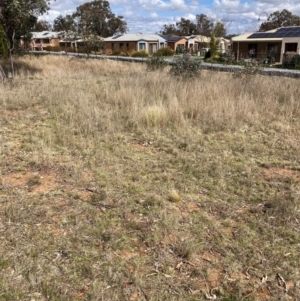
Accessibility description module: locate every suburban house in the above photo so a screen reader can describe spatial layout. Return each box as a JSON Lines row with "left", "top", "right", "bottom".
{"left": 104, "top": 34, "right": 166, "bottom": 55}
{"left": 218, "top": 37, "right": 231, "bottom": 53}
{"left": 231, "top": 26, "right": 300, "bottom": 64}
{"left": 59, "top": 32, "right": 80, "bottom": 49}
{"left": 185, "top": 35, "right": 230, "bottom": 54}
{"left": 19, "top": 30, "right": 231, "bottom": 57}
{"left": 160, "top": 35, "right": 187, "bottom": 53}
{"left": 186, "top": 35, "right": 210, "bottom": 52}
{"left": 21, "top": 31, "right": 65, "bottom": 50}
{"left": 59, "top": 34, "right": 104, "bottom": 52}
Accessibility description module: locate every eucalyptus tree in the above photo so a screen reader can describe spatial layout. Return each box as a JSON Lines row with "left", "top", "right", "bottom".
{"left": 53, "top": 14, "right": 76, "bottom": 32}
{"left": 159, "top": 23, "right": 179, "bottom": 35}
{"left": 176, "top": 18, "right": 198, "bottom": 35}
{"left": 34, "top": 20, "right": 52, "bottom": 31}
{"left": 160, "top": 14, "right": 227, "bottom": 37}
{"left": 196, "top": 14, "right": 213, "bottom": 36}
{"left": 69, "top": 0, "right": 127, "bottom": 55}
{"left": 0, "top": 0, "right": 54, "bottom": 77}
{"left": 73, "top": 0, "right": 127, "bottom": 38}
{"left": 259, "top": 9, "right": 300, "bottom": 32}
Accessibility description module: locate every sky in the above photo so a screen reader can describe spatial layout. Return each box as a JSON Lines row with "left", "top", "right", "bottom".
{"left": 41, "top": 0, "right": 300, "bottom": 35}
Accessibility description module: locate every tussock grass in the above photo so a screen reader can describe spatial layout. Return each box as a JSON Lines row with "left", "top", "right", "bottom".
{"left": 0, "top": 55, "right": 300, "bottom": 300}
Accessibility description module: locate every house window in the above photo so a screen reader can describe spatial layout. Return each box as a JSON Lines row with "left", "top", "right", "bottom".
{"left": 112, "top": 43, "right": 116, "bottom": 51}
{"left": 126, "top": 43, "right": 129, "bottom": 50}
{"left": 139, "top": 43, "right": 146, "bottom": 50}
{"left": 285, "top": 43, "right": 297, "bottom": 52}
{"left": 248, "top": 43, "right": 257, "bottom": 58}
{"left": 149, "top": 43, "right": 157, "bottom": 55}
{"left": 160, "top": 42, "right": 164, "bottom": 48}
{"left": 120, "top": 43, "right": 124, "bottom": 50}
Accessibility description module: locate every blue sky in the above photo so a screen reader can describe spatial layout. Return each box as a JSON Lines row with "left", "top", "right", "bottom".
{"left": 42, "top": 0, "right": 300, "bottom": 34}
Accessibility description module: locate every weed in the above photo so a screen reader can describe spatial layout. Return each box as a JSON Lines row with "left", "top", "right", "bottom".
{"left": 232, "top": 60, "right": 262, "bottom": 79}
{"left": 146, "top": 55, "right": 168, "bottom": 71}
{"left": 169, "top": 54, "right": 202, "bottom": 79}
{"left": 131, "top": 50, "right": 149, "bottom": 57}
{"left": 154, "top": 47, "right": 174, "bottom": 57}
{"left": 172, "top": 238, "right": 194, "bottom": 259}
{"left": 27, "top": 173, "right": 41, "bottom": 188}
{"left": 168, "top": 189, "right": 181, "bottom": 203}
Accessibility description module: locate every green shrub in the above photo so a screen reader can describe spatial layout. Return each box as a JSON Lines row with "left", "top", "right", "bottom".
{"left": 217, "top": 52, "right": 235, "bottom": 64}
{"left": 232, "top": 61, "right": 262, "bottom": 79}
{"left": 146, "top": 55, "right": 168, "bottom": 71}
{"left": 210, "top": 33, "right": 217, "bottom": 57}
{"left": 112, "top": 51, "right": 131, "bottom": 56}
{"left": 169, "top": 54, "right": 201, "bottom": 80}
{"left": 283, "top": 52, "right": 296, "bottom": 68}
{"left": 154, "top": 47, "right": 174, "bottom": 57}
{"left": 52, "top": 46, "right": 74, "bottom": 53}
{"left": 131, "top": 50, "right": 149, "bottom": 57}
{"left": 44, "top": 46, "right": 61, "bottom": 52}
{"left": 291, "top": 54, "right": 300, "bottom": 69}
{"left": 112, "top": 50, "right": 121, "bottom": 56}
{"left": 218, "top": 53, "right": 226, "bottom": 63}
{"left": 120, "top": 51, "right": 130, "bottom": 56}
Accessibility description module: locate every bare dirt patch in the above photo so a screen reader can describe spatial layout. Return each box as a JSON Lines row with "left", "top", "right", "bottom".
{"left": 264, "top": 167, "right": 300, "bottom": 181}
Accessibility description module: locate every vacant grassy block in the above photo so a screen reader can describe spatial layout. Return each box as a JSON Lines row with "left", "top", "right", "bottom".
{"left": 1, "top": 55, "right": 300, "bottom": 301}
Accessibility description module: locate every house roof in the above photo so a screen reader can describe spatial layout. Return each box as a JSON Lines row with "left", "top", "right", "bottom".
{"left": 184, "top": 35, "right": 211, "bottom": 43}
{"left": 231, "top": 27, "right": 300, "bottom": 42}
{"left": 160, "top": 35, "right": 187, "bottom": 42}
{"left": 62, "top": 34, "right": 103, "bottom": 42}
{"left": 218, "top": 37, "right": 230, "bottom": 43}
{"left": 32, "top": 31, "right": 65, "bottom": 39}
{"left": 232, "top": 32, "right": 282, "bottom": 42}
{"left": 105, "top": 34, "right": 165, "bottom": 42}
{"left": 248, "top": 26, "right": 300, "bottom": 39}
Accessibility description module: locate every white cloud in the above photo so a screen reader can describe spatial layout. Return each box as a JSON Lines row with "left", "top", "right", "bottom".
{"left": 38, "top": 10, "right": 61, "bottom": 22}
{"left": 213, "top": 0, "right": 251, "bottom": 14}
{"left": 42, "top": 0, "right": 300, "bottom": 35}
{"left": 138, "top": 0, "right": 188, "bottom": 11}
{"left": 150, "top": 12, "right": 159, "bottom": 19}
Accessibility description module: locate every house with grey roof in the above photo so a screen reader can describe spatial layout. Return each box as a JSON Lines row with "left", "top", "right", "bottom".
{"left": 231, "top": 26, "right": 300, "bottom": 64}
{"left": 59, "top": 33, "right": 104, "bottom": 53}
{"left": 104, "top": 34, "right": 166, "bottom": 55}
{"left": 21, "top": 31, "right": 66, "bottom": 51}
{"left": 160, "top": 35, "right": 187, "bottom": 53}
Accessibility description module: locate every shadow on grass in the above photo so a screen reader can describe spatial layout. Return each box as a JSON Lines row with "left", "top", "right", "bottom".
{"left": 0, "top": 57, "right": 42, "bottom": 77}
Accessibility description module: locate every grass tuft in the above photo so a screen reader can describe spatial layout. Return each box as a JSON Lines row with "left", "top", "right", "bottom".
{"left": 168, "top": 189, "right": 182, "bottom": 203}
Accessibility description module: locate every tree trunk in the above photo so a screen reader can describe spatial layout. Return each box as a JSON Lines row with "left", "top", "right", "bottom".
{"left": 7, "top": 30, "right": 15, "bottom": 79}
{"left": 0, "top": 65, "right": 6, "bottom": 83}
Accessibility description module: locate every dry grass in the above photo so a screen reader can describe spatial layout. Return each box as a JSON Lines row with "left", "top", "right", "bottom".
{"left": 0, "top": 55, "right": 300, "bottom": 300}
